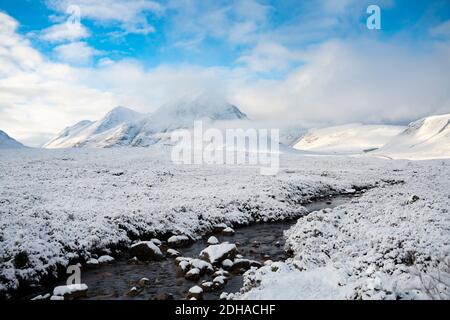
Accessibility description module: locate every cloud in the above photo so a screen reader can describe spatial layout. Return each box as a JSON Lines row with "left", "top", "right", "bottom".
{"left": 45, "top": 0, "right": 163, "bottom": 35}
{"left": 37, "top": 22, "right": 90, "bottom": 42}
{"left": 430, "top": 20, "right": 450, "bottom": 38}
{"left": 53, "top": 41, "right": 101, "bottom": 64}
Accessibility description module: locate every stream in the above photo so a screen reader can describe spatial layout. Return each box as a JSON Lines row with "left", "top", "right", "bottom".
{"left": 23, "top": 194, "right": 355, "bottom": 300}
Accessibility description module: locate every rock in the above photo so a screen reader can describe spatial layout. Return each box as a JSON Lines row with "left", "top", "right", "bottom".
{"left": 50, "top": 295, "right": 64, "bottom": 300}
{"left": 222, "top": 259, "right": 233, "bottom": 269}
{"left": 264, "top": 260, "right": 273, "bottom": 266}
{"left": 167, "top": 235, "right": 191, "bottom": 248}
{"left": 31, "top": 293, "right": 51, "bottom": 300}
{"left": 212, "top": 276, "right": 227, "bottom": 289}
{"left": 86, "top": 258, "right": 99, "bottom": 267}
{"left": 151, "top": 238, "right": 162, "bottom": 246}
{"left": 213, "top": 223, "right": 228, "bottom": 233}
{"left": 187, "top": 286, "right": 203, "bottom": 300}
{"left": 98, "top": 255, "right": 114, "bottom": 264}
{"left": 219, "top": 292, "right": 229, "bottom": 300}
{"left": 275, "top": 241, "right": 281, "bottom": 247}
{"left": 221, "top": 227, "right": 235, "bottom": 236}
{"left": 126, "top": 286, "right": 140, "bottom": 297}
{"left": 213, "top": 269, "right": 230, "bottom": 278}
{"left": 53, "top": 284, "right": 88, "bottom": 300}
{"left": 232, "top": 259, "right": 262, "bottom": 273}
{"left": 138, "top": 277, "right": 151, "bottom": 287}
{"left": 207, "top": 236, "right": 219, "bottom": 245}
{"left": 201, "top": 281, "right": 214, "bottom": 292}
{"left": 128, "top": 256, "right": 139, "bottom": 264}
{"left": 251, "top": 241, "right": 260, "bottom": 248}
{"left": 199, "top": 243, "right": 237, "bottom": 264}
{"left": 130, "top": 241, "right": 164, "bottom": 261}
{"left": 185, "top": 268, "right": 201, "bottom": 281}
{"left": 167, "top": 248, "right": 180, "bottom": 257}
{"left": 154, "top": 292, "right": 174, "bottom": 300}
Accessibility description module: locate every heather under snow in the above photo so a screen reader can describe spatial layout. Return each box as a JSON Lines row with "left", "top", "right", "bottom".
{"left": 0, "top": 147, "right": 449, "bottom": 299}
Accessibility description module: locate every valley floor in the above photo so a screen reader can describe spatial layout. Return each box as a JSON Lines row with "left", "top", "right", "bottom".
{"left": 0, "top": 148, "right": 449, "bottom": 299}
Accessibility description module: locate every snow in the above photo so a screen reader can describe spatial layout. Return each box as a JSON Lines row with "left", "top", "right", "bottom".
{"left": 375, "top": 114, "right": 450, "bottom": 160}
{"left": 0, "top": 146, "right": 449, "bottom": 299}
{"left": 207, "top": 236, "right": 219, "bottom": 245}
{"left": 0, "top": 130, "right": 25, "bottom": 149}
{"left": 235, "top": 162, "right": 450, "bottom": 300}
{"left": 53, "top": 284, "right": 88, "bottom": 297}
{"left": 200, "top": 243, "right": 237, "bottom": 264}
{"left": 189, "top": 285, "right": 203, "bottom": 294}
{"left": 293, "top": 123, "right": 405, "bottom": 154}
{"left": 97, "top": 255, "right": 114, "bottom": 264}
{"left": 43, "top": 96, "right": 248, "bottom": 149}
{"left": 168, "top": 235, "right": 190, "bottom": 245}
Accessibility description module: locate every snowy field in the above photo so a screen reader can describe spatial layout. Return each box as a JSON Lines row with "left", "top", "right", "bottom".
{"left": 0, "top": 147, "right": 449, "bottom": 299}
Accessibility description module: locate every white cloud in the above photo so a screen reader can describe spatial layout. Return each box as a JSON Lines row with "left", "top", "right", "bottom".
{"left": 53, "top": 41, "right": 101, "bottom": 65}
{"left": 38, "top": 22, "right": 90, "bottom": 42}
{"left": 45, "top": 0, "right": 163, "bottom": 35}
{"left": 1, "top": 10, "right": 450, "bottom": 147}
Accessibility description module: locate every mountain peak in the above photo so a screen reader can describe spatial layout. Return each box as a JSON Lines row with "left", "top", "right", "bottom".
{"left": 0, "top": 130, "right": 25, "bottom": 149}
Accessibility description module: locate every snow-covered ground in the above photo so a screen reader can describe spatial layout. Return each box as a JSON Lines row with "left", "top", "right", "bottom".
{"left": 234, "top": 159, "right": 450, "bottom": 300}
{"left": 0, "top": 147, "right": 449, "bottom": 299}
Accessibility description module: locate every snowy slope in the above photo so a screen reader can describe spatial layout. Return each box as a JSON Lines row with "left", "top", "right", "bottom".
{"left": 293, "top": 124, "right": 406, "bottom": 154}
{"left": 0, "top": 130, "right": 25, "bottom": 149}
{"left": 375, "top": 114, "right": 450, "bottom": 160}
{"left": 44, "top": 97, "right": 248, "bottom": 149}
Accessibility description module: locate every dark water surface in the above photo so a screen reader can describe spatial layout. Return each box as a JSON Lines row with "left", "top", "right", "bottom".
{"left": 70, "top": 195, "right": 353, "bottom": 300}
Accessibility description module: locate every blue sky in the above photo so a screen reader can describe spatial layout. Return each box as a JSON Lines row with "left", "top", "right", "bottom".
{"left": 0, "top": 0, "right": 450, "bottom": 146}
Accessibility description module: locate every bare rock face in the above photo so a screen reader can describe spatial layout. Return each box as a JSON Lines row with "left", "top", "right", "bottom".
{"left": 199, "top": 243, "right": 237, "bottom": 264}
{"left": 130, "top": 241, "right": 164, "bottom": 261}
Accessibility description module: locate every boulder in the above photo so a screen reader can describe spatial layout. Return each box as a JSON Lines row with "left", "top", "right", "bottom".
{"left": 185, "top": 268, "right": 201, "bottom": 281}
{"left": 187, "top": 286, "right": 203, "bottom": 300}
{"left": 53, "top": 284, "right": 88, "bottom": 300}
{"left": 199, "top": 243, "right": 237, "bottom": 264}
{"left": 221, "top": 227, "right": 235, "bottom": 236}
{"left": 138, "top": 277, "right": 151, "bottom": 287}
{"left": 222, "top": 259, "right": 233, "bottom": 269}
{"left": 154, "top": 292, "right": 174, "bottom": 300}
{"left": 213, "top": 223, "right": 229, "bottom": 233}
{"left": 167, "top": 248, "right": 180, "bottom": 257}
{"left": 98, "top": 255, "right": 115, "bottom": 264}
{"left": 130, "top": 241, "right": 164, "bottom": 261}
{"left": 167, "top": 235, "right": 191, "bottom": 248}
{"left": 207, "top": 236, "right": 219, "bottom": 245}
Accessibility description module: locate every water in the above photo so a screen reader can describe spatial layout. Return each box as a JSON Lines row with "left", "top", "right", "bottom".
{"left": 75, "top": 195, "right": 353, "bottom": 300}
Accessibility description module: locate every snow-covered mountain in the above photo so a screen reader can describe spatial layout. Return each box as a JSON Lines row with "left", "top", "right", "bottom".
{"left": 44, "top": 97, "right": 248, "bottom": 149}
{"left": 293, "top": 123, "right": 406, "bottom": 154}
{"left": 375, "top": 114, "right": 450, "bottom": 160}
{"left": 0, "top": 130, "right": 25, "bottom": 149}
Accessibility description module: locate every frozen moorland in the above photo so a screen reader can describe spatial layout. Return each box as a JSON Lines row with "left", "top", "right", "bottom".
{"left": 0, "top": 147, "right": 449, "bottom": 299}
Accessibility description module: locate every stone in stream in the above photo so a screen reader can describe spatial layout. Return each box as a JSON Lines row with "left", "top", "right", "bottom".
{"left": 53, "top": 284, "right": 88, "bottom": 300}
{"left": 185, "top": 268, "right": 201, "bottom": 281}
{"left": 207, "top": 236, "right": 219, "bottom": 245}
{"left": 231, "top": 258, "right": 262, "bottom": 273}
{"left": 212, "top": 276, "right": 227, "bottom": 289}
{"left": 222, "top": 259, "right": 233, "bottom": 270}
{"left": 213, "top": 269, "right": 230, "bottom": 278}
{"left": 166, "top": 248, "right": 180, "bottom": 257}
{"left": 187, "top": 286, "right": 203, "bottom": 300}
{"left": 97, "top": 255, "right": 115, "bottom": 264}
{"left": 201, "top": 281, "right": 214, "bottom": 292}
{"left": 129, "top": 241, "right": 164, "bottom": 261}
{"left": 138, "top": 277, "right": 151, "bottom": 287}
{"left": 221, "top": 227, "right": 235, "bottom": 236}
{"left": 199, "top": 243, "right": 237, "bottom": 265}
{"left": 151, "top": 238, "right": 162, "bottom": 246}
{"left": 167, "top": 235, "right": 191, "bottom": 248}
{"left": 154, "top": 292, "right": 174, "bottom": 300}
{"left": 86, "top": 258, "right": 99, "bottom": 268}
{"left": 126, "top": 286, "right": 140, "bottom": 297}
{"left": 213, "top": 223, "right": 229, "bottom": 233}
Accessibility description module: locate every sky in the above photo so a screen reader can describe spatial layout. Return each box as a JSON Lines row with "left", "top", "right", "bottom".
{"left": 0, "top": 0, "right": 450, "bottom": 146}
